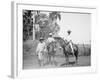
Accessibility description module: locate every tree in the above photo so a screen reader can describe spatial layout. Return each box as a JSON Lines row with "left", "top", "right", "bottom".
{"left": 49, "top": 12, "right": 61, "bottom": 21}
{"left": 23, "top": 10, "right": 61, "bottom": 41}
{"left": 23, "top": 10, "right": 33, "bottom": 41}
{"left": 36, "top": 11, "right": 61, "bottom": 39}
{"left": 48, "top": 12, "right": 61, "bottom": 36}
{"left": 33, "top": 12, "right": 49, "bottom": 39}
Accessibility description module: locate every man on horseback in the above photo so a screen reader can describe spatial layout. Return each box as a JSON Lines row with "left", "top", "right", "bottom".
{"left": 65, "top": 30, "right": 74, "bottom": 55}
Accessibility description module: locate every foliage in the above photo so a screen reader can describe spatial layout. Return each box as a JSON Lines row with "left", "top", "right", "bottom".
{"left": 23, "top": 10, "right": 61, "bottom": 41}
{"left": 49, "top": 12, "right": 61, "bottom": 21}
{"left": 23, "top": 10, "right": 33, "bottom": 41}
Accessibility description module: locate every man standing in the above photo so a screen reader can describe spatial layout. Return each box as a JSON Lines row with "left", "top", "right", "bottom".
{"left": 36, "top": 38, "right": 47, "bottom": 66}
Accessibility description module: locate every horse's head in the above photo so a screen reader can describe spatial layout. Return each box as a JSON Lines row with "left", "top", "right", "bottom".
{"left": 47, "top": 41, "right": 57, "bottom": 55}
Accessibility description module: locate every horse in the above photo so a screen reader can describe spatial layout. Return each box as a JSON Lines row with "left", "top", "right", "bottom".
{"left": 46, "top": 41, "right": 58, "bottom": 65}
{"left": 54, "top": 37, "right": 79, "bottom": 65}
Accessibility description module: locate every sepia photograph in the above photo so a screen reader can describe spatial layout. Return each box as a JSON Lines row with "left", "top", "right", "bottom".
{"left": 23, "top": 10, "right": 91, "bottom": 69}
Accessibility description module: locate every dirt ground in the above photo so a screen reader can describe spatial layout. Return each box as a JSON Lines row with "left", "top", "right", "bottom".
{"left": 23, "top": 40, "right": 91, "bottom": 69}
{"left": 23, "top": 54, "right": 91, "bottom": 69}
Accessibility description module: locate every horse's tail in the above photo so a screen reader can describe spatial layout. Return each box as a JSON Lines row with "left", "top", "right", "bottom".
{"left": 74, "top": 44, "right": 79, "bottom": 53}
{"left": 73, "top": 44, "right": 79, "bottom": 61}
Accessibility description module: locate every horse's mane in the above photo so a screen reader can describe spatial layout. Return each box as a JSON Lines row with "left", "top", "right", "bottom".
{"left": 53, "top": 37, "right": 64, "bottom": 41}
{"left": 53, "top": 37, "right": 68, "bottom": 47}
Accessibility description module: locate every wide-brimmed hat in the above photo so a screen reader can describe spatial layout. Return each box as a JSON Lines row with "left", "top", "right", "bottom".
{"left": 67, "top": 30, "right": 72, "bottom": 34}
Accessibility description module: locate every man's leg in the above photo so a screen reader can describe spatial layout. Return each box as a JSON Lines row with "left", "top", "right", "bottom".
{"left": 38, "top": 52, "right": 43, "bottom": 66}
{"left": 69, "top": 42, "right": 74, "bottom": 55}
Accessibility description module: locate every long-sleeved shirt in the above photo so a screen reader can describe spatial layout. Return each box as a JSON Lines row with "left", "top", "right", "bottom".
{"left": 36, "top": 42, "right": 46, "bottom": 60}
{"left": 36, "top": 42, "right": 46, "bottom": 53}
{"left": 64, "top": 34, "right": 72, "bottom": 42}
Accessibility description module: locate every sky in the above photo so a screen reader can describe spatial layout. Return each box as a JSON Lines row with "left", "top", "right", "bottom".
{"left": 57, "top": 12, "right": 91, "bottom": 44}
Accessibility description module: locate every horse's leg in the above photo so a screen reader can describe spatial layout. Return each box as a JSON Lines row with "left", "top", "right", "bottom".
{"left": 48, "top": 55, "right": 50, "bottom": 64}
{"left": 38, "top": 59, "right": 41, "bottom": 66}
{"left": 51, "top": 56, "right": 53, "bottom": 65}
{"left": 76, "top": 55, "right": 78, "bottom": 64}
{"left": 54, "top": 55, "right": 58, "bottom": 66}
{"left": 74, "top": 52, "right": 78, "bottom": 64}
{"left": 74, "top": 45, "right": 79, "bottom": 64}
{"left": 52, "top": 55, "right": 55, "bottom": 65}
{"left": 51, "top": 55, "right": 54, "bottom": 65}
{"left": 66, "top": 57, "right": 69, "bottom": 64}
{"left": 41, "top": 56, "right": 45, "bottom": 66}
{"left": 65, "top": 55, "right": 69, "bottom": 65}
{"left": 49, "top": 55, "right": 51, "bottom": 64}
{"left": 46, "top": 54, "right": 49, "bottom": 64}
{"left": 52, "top": 55, "right": 56, "bottom": 66}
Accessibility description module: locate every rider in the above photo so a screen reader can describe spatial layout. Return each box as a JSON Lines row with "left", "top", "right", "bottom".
{"left": 66, "top": 30, "right": 74, "bottom": 55}
{"left": 46, "top": 33, "right": 55, "bottom": 43}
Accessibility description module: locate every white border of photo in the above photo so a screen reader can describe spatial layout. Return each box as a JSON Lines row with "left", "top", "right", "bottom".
{"left": 11, "top": 1, "right": 97, "bottom": 79}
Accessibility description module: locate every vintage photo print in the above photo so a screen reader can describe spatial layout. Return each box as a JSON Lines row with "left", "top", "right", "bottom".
{"left": 23, "top": 10, "right": 91, "bottom": 69}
